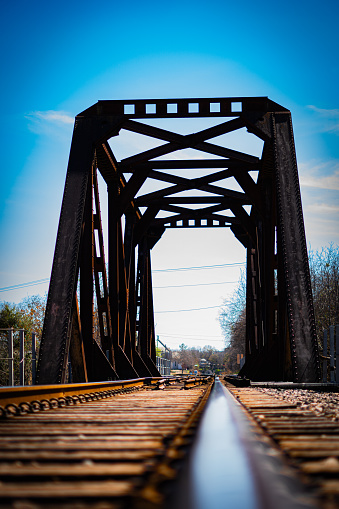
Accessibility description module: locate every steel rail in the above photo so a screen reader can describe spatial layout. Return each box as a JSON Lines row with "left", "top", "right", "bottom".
{"left": 171, "top": 379, "right": 316, "bottom": 509}
{"left": 0, "top": 378, "right": 157, "bottom": 408}
{"left": 0, "top": 376, "right": 212, "bottom": 413}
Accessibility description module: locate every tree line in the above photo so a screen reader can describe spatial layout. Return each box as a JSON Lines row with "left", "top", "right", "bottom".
{"left": 219, "top": 244, "right": 339, "bottom": 373}
{"left": 172, "top": 344, "right": 226, "bottom": 374}
{"left": 0, "top": 295, "right": 45, "bottom": 385}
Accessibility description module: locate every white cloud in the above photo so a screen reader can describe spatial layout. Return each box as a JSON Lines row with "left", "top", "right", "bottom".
{"left": 25, "top": 110, "right": 74, "bottom": 137}
{"left": 306, "top": 105, "right": 339, "bottom": 135}
{"left": 26, "top": 110, "right": 74, "bottom": 125}
{"left": 305, "top": 202, "right": 339, "bottom": 215}
{"left": 299, "top": 161, "right": 339, "bottom": 191}
{"left": 303, "top": 197, "right": 339, "bottom": 248}
{"left": 307, "top": 105, "right": 339, "bottom": 117}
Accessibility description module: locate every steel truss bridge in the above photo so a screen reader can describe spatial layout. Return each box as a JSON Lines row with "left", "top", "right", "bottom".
{"left": 36, "top": 97, "right": 320, "bottom": 384}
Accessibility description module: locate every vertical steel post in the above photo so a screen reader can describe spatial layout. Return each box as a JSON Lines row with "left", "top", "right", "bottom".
{"left": 8, "top": 329, "right": 14, "bottom": 386}
{"left": 68, "top": 353, "right": 72, "bottom": 383}
{"left": 273, "top": 113, "right": 320, "bottom": 382}
{"left": 323, "top": 329, "right": 328, "bottom": 382}
{"left": 19, "top": 329, "right": 25, "bottom": 386}
{"left": 80, "top": 169, "right": 95, "bottom": 381}
{"left": 124, "top": 213, "right": 137, "bottom": 351}
{"left": 36, "top": 117, "right": 115, "bottom": 384}
{"left": 336, "top": 325, "right": 339, "bottom": 383}
{"left": 147, "top": 253, "right": 156, "bottom": 364}
{"left": 32, "top": 332, "right": 36, "bottom": 385}
{"left": 108, "top": 179, "right": 120, "bottom": 351}
{"left": 330, "top": 325, "right": 335, "bottom": 383}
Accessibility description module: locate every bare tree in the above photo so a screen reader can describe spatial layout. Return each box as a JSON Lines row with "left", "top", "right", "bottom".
{"left": 309, "top": 243, "right": 339, "bottom": 344}
{"left": 219, "top": 245, "right": 339, "bottom": 373}
{"left": 219, "top": 270, "right": 246, "bottom": 373}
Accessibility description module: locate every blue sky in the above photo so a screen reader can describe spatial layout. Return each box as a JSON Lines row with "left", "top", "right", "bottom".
{"left": 1, "top": 0, "right": 338, "bottom": 349}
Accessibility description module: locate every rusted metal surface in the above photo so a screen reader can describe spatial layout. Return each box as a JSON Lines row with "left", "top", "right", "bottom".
{"left": 0, "top": 378, "right": 149, "bottom": 410}
{"left": 224, "top": 381, "right": 339, "bottom": 508}
{"left": 0, "top": 376, "right": 209, "bottom": 411}
{"left": 183, "top": 376, "right": 213, "bottom": 389}
{"left": 0, "top": 378, "right": 212, "bottom": 508}
{"left": 37, "top": 97, "right": 319, "bottom": 384}
{"left": 271, "top": 113, "right": 319, "bottom": 382}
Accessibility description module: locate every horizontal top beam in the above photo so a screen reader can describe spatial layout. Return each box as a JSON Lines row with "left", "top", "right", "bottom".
{"left": 78, "top": 97, "right": 288, "bottom": 119}
{"left": 119, "top": 159, "right": 259, "bottom": 171}
{"left": 137, "top": 196, "right": 251, "bottom": 205}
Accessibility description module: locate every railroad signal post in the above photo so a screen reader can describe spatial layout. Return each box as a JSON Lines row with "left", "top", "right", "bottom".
{"left": 36, "top": 97, "right": 320, "bottom": 384}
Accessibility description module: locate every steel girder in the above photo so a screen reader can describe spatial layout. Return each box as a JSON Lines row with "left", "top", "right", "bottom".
{"left": 36, "top": 97, "right": 320, "bottom": 383}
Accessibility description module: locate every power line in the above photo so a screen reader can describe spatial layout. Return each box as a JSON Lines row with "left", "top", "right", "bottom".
{"left": 155, "top": 304, "right": 221, "bottom": 313}
{"left": 157, "top": 335, "right": 225, "bottom": 344}
{"left": 0, "top": 278, "right": 49, "bottom": 293}
{"left": 0, "top": 278, "right": 237, "bottom": 293}
{"left": 153, "top": 280, "right": 238, "bottom": 289}
{"left": 158, "top": 332, "right": 222, "bottom": 338}
{"left": 153, "top": 262, "right": 244, "bottom": 272}
{"left": 0, "top": 261, "right": 244, "bottom": 293}
{"left": 162, "top": 337, "right": 224, "bottom": 343}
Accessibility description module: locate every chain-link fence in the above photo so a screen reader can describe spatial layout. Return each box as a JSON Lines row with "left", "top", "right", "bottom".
{"left": 0, "top": 329, "right": 37, "bottom": 386}
{"left": 321, "top": 325, "right": 339, "bottom": 382}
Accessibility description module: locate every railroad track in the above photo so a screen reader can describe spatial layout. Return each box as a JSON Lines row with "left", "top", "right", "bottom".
{"left": 1, "top": 376, "right": 339, "bottom": 509}
{"left": 0, "top": 376, "right": 212, "bottom": 508}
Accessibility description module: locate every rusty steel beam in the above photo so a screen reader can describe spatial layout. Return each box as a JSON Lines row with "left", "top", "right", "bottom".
{"left": 136, "top": 236, "right": 161, "bottom": 376}
{"left": 272, "top": 113, "right": 320, "bottom": 381}
{"left": 119, "top": 159, "right": 259, "bottom": 171}
{"left": 37, "top": 118, "right": 117, "bottom": 384}
{"left": 79, "top": 97, "right": 287, "bottom": 118}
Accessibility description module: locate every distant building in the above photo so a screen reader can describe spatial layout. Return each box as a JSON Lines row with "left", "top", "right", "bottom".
{"left": 199, "top": 358, "right": 210, "bottom": 368}
{"left": 171, "top": 359, "right": 182, "bottom": 370}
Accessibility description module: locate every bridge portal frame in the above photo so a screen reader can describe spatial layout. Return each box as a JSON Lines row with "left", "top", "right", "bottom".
{"left": 36, "top": 97, "right": 320, "bottom": 384}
